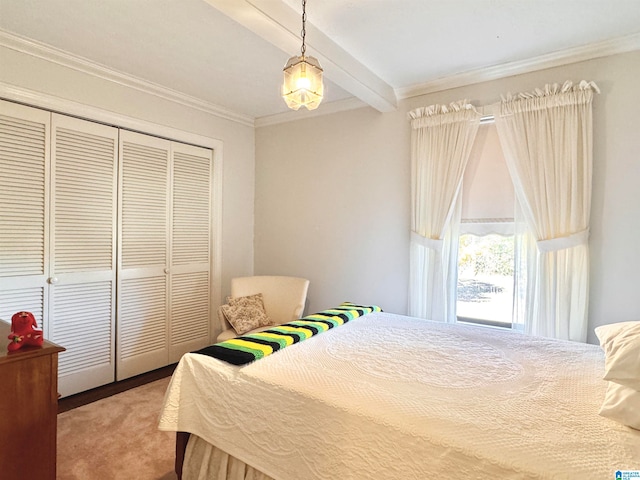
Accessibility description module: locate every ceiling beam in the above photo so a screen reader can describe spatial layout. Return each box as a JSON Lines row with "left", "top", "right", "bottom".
{"left": 203, "top": 0, "right": 397, "bottom": 112}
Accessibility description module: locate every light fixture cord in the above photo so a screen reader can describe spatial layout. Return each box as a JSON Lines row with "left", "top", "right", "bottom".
{"left": 300, "top": 0, "right": 307, "bottom": 57}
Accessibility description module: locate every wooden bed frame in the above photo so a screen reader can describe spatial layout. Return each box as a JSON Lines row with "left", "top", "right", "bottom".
{"left": 175, "top": 432, "right": 190, "bottom": 480}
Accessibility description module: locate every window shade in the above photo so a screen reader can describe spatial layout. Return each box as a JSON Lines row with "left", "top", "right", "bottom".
{"left": 461, "top": 123, "right": 515, "bottom": 235}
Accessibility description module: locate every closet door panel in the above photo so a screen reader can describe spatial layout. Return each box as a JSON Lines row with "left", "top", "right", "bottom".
{"left": 169, "top": 143, "right": 212, "bottom": 361}
{"left": 0, "top": 287, "right": 45, "bottom": 329}
{"left": 50, "top": 114, "right": 118, "bottom": 396}
{"left": 117, "top": 130, "right": 170, "bottom": 380}
{"left": 170, "top": 270, "right": 209, "bottom": 354}
{"left": 0, "top": 100, "right": 50, "bottom": 333}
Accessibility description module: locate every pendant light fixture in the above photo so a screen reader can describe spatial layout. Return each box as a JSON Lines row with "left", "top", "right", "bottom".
{"left": 282, "top": 0, "right": 324, "bottom": 110}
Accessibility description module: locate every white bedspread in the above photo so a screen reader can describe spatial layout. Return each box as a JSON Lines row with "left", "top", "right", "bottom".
{"left": 159, "top": 312, "right": 640, "bottom": 479}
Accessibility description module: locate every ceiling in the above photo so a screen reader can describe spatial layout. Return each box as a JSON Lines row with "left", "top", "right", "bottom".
{"left": 1, "top": 0, "right": 639, "bottom": 123}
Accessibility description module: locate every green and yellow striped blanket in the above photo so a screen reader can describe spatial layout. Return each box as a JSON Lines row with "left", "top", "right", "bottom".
{"left": 195, "top": 302, "right": 382, "bottom": 365}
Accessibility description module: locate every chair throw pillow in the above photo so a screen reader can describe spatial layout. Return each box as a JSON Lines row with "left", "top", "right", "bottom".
{"left": 221, "top": 293, "right": 271, "bottom": 335}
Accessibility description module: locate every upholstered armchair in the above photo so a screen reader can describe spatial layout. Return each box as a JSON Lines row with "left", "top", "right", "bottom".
{"left": 217, "top": 275, "right": 310, "bottom": 342}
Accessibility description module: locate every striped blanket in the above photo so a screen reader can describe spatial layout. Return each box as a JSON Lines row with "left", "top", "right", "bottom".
{"left": 195, "top": 302, "right": 382, "bottom": 365}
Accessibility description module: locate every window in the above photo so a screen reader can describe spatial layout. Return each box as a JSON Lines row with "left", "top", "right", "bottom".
{"left": 456, "top": 122, "right": 515, "bottom": 328}
{"left": 457, "top": 232, "right": 514, "bottom": 327}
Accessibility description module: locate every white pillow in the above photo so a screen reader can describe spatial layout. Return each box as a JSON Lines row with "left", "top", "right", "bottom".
{"left": 599, "top": 381, "right": 640, "bottom": 430}
{"left": 594, "top": 321, "right": 640, "bottom": 390}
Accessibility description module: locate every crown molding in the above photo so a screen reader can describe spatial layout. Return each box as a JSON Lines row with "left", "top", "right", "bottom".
{"left": 255, "top": 97, "right": 368, "bottom": 127}
{"left": 0, "top": 29, "right": 255, "bottom": 127}
{"left": 396, "top": 32, "right": 640, "bottom": 100}
{"left": 0, "top": 81, "right": 226, "bottom": 151}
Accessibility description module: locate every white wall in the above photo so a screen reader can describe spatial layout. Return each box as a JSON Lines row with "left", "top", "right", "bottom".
{"left": 255, "top": 107, "right": 410, "bottom": 316}
{"left": 0, "top": 45, "right": 256, "bottom": 336}
{"left": 255, "top": 50, "right": 640, "bottom": 343}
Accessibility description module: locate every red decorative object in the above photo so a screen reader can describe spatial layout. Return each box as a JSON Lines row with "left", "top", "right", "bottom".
{"left": 7, "top": 311, "right": 44, "bottom": 352}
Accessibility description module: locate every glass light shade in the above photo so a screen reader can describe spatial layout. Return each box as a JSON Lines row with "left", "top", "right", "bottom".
{"left": 282, "top": 55, "right": 324, "bottom": 111}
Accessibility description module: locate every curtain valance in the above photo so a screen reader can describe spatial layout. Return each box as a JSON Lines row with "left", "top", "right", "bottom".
{"left": 499, "top": 80, "right": 600, "bottom": 115}
{"left": 409, "top": 101, "right": 480, "bottom": 129}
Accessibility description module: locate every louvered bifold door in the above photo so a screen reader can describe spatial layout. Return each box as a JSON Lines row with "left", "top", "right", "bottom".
{"left": 50, "top": 114, "right": 118, "bottom": 397}
{"left": 117, "top": 130, "right": 170, "bottom": 380}
{"left": 0, "top": 101, "right": 50, "bottom": 332}
{"left": 169, "top": 142, "right": 213, "bottom": 362}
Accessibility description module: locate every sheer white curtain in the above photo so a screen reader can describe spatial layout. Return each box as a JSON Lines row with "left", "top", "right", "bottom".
{"left": 409, "top": 101, "right": 481, "bottom": 321}
{"left": 495, "top": 80, "right": 599, "bottom": 342}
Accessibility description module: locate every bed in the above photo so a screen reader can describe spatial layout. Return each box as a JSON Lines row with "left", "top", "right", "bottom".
{"left": 158, "top": 310, "right": 640, "bottom": 479}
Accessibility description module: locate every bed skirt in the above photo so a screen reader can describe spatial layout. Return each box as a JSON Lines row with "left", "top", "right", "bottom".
{"left": 183, "top": 434, "right": 275, "bottom": 480}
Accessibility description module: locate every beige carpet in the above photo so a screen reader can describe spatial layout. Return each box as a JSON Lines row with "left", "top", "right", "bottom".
{"left": 57, "top": 377, "right": 176, "bottom": 480}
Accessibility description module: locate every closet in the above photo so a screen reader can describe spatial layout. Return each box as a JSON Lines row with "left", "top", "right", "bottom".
{"left": 0, "top": 99, "right": 213, "bottom": 396}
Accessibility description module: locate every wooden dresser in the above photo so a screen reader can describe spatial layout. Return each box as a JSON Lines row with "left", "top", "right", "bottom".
{"left": 0, "top": 320, "right": 65, "bottom": 480}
